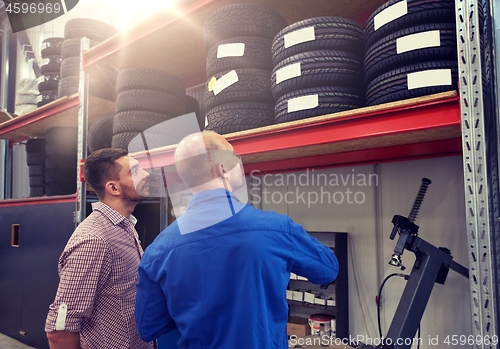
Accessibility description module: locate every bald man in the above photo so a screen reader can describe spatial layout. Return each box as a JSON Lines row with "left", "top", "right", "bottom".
{"left": 135, "top": 131, "right": 339, "bottom": 349}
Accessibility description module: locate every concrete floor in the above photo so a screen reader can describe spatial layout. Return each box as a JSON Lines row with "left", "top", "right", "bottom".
{"left": 0, "top": 334, "right": 37, "bottom": 349}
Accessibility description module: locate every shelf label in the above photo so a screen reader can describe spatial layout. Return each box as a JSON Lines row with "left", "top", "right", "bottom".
{"left": 374, "top": 0, "right": 408, "bottom": 31}
{"left": 276, "top": 62, "right": 301, "bottom": 84}
{"left": 407, "top": 69, "right": 452, "bottom": 90}
{"left": 217, "top": 43, "right": 245, "bottom": 58}
{"left": 212, "top": 70, "right": 239, "bottom": 95}
{"left": 396, "top": 30, "right": 441, "bottom": 54}
{"left": 288, "top": 94, "right": 319, "bottom": 113}
{"left": 284, "top": 27, "right": 316, "bottom": 48}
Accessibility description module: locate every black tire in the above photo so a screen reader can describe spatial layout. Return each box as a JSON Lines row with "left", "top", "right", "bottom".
{"left": 46, "top": 183, "right": 76, "bottom": 196}
{"left": 112, "top": 132, "right": 181, "bottom": 153}
{"left": 64, "top": 18, "right": 119, "bottom": 42}
{"left": 88, "top": 112, "right": 115, "bottom": 153}
{"left": 185, "top": 95, "right": 205, "bottom": 131}
{"left": 29, "top": 165, "right": 45, "bottom": 176}
{"left": 37, "top": 90, "right": 59, "bottom": 107}
{"left": 206, "top": 102, "right": 274, "bottom": 134}
{"left": 45, "top": 169, "right": 77, "bottom": 183}
{"left": 58, "top": 76, "right": 79, "bottom": 98}
{"left": 366, "top": 60, "right": 458, "bottom": 106}
{"left": 29, "top": 175, "right": 45, "bottom": 187}
{"left": 41, "top": 37, "right": 64, "bottom": 58}
{"left": 206, "top": 36, "right": 273, "bottom": 77}
{"left": 364, "top": 23, "right": 457, "bottom": 84}
{"left": 115, "top": 67, "right": 186, "bottom": 97}
{"left": 113, "top": 111, "right": 173, "bottom": 134}
{"left": 45, "top": 155, "right": 77, "bottom": 170}
{"left": 115, "top": 89, "right": 186, "bottom": 116}
{"left": 30, "top": 186, "right": 45, "bottom": 197}
{"left": 38, "top": 79, "right": 60, "bottom": 92}
{"left": 61, "top": 38, "right": 100, "bottom": 60}
{"left": 26, "top": 152, "right": 46, "bottom": 166}
{"left": 272, "top": 16, "right": 365, "bottom": 65}
{"left": 275, "top": 86, "right": 364, "bottom": 123}
{"left": 46, "top": 126, "right": 78, "bottom": 152}
{"left": 41, "top": 61, "right": 61, "bottom": 75}
{"left": 271, "top": 50, "right": 363, "bottom": 100}
{"left": 364, "top": 0, "right": 456, "bottom": 51}
{"left": 45, "top": 143, "right": 78, "bottom": 156}
{"left": 89, "top": 63, "right": 120, "bottom": 101}
{"left": 204, "top": 3, "right": 287, "bottom": 50}
{"left": 26, "top": 138, "right": 46, "bottom": 153}
{"left": 205, "top": 68, "right": 273, "bottom": 111}
{"left": 61, "top": 57, "right": 80, "bottom": 79}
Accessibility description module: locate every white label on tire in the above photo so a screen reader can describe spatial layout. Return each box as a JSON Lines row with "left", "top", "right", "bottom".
{"left": 40, "top": 58, "right": 50, "bottom": 66}
{"left": 288, "top": 94, "right": 319, "bottom": 113}
{"left": 407, "top": 69, "right": 452, "bottom": 90}
{"left": 396, "top": 30, "right": 441, "bottom": 54}
{"left": 213, "top": 70, "right": 239, "bottom": 95}
{"left": 276, "top": 63, "right": 301, "bottom": 84}
{"left": 284, "top": 27, "right": 316, "bottom": 48}
{"left": 217, "top": 43, "right": 245, "bottom": 58}
{"left": 37, "top": 95, "right": 43, "bottom": 103}
{"left": 374, "top": 0, "right": 408, "bottom": 31}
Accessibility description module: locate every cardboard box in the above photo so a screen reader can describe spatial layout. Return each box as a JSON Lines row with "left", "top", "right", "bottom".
{"left": 287, "top": 316, "right": 310, "bottom": 338}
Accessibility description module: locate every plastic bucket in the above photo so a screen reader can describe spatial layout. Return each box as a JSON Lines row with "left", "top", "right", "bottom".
{"left": 308, "top": 313, "right": 333, "bottom": 336}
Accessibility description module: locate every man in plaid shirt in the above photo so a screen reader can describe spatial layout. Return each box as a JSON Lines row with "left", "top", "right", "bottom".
{"left": 45, "top": 148, "right": 154, "bottom": 349}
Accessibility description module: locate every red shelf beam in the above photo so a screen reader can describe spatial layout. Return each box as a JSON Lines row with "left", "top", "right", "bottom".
{"left": 132, "top": 94, "right": 461, "bottom": 174}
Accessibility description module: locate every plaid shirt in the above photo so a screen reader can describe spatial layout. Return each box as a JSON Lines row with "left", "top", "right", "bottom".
{"left": 45, "top": 202, "right": 154, "bottom": 349}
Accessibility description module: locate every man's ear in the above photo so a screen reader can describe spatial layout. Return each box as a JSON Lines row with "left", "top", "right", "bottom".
{"left": 104, "top": 181, "right": 121, "bottom": 197}
{"left": 216, "top": 163, "right": 226, "bottom": 178}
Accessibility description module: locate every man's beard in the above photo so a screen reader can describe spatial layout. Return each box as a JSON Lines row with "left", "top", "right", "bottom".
{"left": 122, "top": 180, "right": 149, "bottom": 202}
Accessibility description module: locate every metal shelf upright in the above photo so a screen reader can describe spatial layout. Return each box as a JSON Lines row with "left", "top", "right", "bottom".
{"left": 456, "top": 0, "right": 499, "bottom": 346}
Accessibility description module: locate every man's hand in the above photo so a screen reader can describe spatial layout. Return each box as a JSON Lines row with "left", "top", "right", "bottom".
{"left": 47, "top": 330, "right": 80, "bottom": 349}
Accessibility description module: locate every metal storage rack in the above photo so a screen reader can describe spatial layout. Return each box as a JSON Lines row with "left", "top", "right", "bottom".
{"left": 0, "top": 0, "right": 498, "bottom": 347}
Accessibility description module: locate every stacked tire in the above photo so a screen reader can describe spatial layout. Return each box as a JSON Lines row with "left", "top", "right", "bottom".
{"left": 364, "top": 0, "right": 458, "bottom": 106}
{"left": 45, "top": 127, "right": 78, "bottom": 196}
{"left": 111, "top": 67, "right": 188, "bottom": 152}
{"left": 59, "top": 18, "right": 120, "bottom": 101}
{"left": 38, "top": 37, "right": 64, "bottom": 108}
{"left": 271, "top": 17, "right": 365, "bottom": 124}
{"left": 204, "top": 4, "right": 287, "bottom": 134}
{"left": 26, "top": 139, "right": 47, "bottom": 197}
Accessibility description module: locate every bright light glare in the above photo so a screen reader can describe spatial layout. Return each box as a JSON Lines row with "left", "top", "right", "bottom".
{"left": 112, "top": 0, "right": 180, "bottom": 30}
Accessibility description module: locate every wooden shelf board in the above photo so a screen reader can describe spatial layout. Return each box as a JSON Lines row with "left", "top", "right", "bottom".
{"left": 0, "top": 111, "right": 17, "bottom": 123}
{"left": 0, "top": 96, "right": 115, "bottom": 141}
{"left": 131, "top": 91, "right": 461, "bottom": 171}
{"left": 84, "top": 0, "right": 387, "bottom": 80}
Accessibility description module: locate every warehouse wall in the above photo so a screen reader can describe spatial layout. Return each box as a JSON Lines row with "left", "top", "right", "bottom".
{"left": 250, "top": 155, "right": 470, "bottom": 348}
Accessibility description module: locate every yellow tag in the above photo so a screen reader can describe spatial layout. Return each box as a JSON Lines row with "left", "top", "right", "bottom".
{"left": 208, "top": 76, "right": 217, "bottom": 92}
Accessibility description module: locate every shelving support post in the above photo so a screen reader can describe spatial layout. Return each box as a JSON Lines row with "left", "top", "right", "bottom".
{"left": 456, "top": 0, "right": 499, "bottom": 345}
{"left": 76, "top": 37, "right": 90, "bottom": 226}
